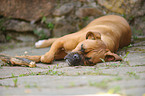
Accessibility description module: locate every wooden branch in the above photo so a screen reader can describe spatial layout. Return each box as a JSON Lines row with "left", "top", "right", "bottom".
{"left": 0, "top": 54, "right": 36, "bottom": 67}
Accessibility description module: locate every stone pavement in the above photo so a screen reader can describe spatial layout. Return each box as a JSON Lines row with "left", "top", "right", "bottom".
{"left": 0, "top": 40, "right": 145, "bottom": 96}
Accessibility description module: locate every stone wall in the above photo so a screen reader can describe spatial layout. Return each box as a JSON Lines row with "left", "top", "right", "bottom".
{"left": 0, "top": 0, "right": 144, "bottom": 43}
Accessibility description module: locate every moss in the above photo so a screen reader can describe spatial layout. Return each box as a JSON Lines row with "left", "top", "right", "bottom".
{"left": 83, "top": 16, "right": 89, "bottom": 21}
{"left": 33, "top": 29, "right": 48, "bottom": 40}
{"left": 132, "top": 27, "right": 144, "bottom": 37}
{"left": 0, "top": 18, "right": 6, "bottom": 31}
{"left": 47, "top": 22, "right": 54, "bottom": 30}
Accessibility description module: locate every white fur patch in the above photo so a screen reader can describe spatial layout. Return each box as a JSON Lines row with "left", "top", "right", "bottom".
{"left": 35, "top": 40, "right": 45, "bottom": 48}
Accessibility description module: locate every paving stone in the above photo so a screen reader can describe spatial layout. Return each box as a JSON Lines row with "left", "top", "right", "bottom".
{"left": 0, "top": 75, "right": 113, "bottom": 88}
{"left": 123, "top": 87, "right": 145, "bottom": 96}
{"left": 0, "top": 66, "right": 48, "bottom": 78}
{"left": 123, "top": 46, "right": 145, "bottom": 66}
{"left": 37, "top": 61, "right": 69, "bottom": 69}
{"left": 101, "top": 67, "right": 145, "bottom": 76}
{"left": 55, "top": 66, "right": 97, "bottom": 76}
{"left": 0, "top": 41, "right": 145, "bottom": 96}
{"left": 0, "top": 47, "right": 50, "bottom": 56}
{"left": 127, "top": 52, "right": 145, "bottom": 66}
{"left": 138, "top": 73, "right": 145, "bottom": 79}
{"left": 109, "top": 80, "right": 145, "bottom": 89}
{"left": 0, "top": 86, "right": 106, "bottom": 96}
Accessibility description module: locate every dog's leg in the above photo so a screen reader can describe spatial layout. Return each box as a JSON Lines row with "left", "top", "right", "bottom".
{"left": 15, "top": 55, "right": 41, "bottom": 63}
{"left": 41, "top": 40, "right": 64, "bottom": 63}
{"left": 35, "top": 38, "right": 57, "bottom": 48}
{"left": 54, "top": 50, "right": 67, "bottom": 60}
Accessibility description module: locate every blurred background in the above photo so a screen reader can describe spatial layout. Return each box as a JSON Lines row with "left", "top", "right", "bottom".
{"left": 0, "top": 0, "right": 144, "bottom": 50}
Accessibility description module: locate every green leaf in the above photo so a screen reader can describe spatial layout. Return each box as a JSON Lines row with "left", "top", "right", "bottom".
{"left": 41, "top": 16, "right": 46, "bottom": 23}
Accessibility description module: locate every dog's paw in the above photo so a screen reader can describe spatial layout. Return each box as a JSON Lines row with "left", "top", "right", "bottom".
{"left": 35, "top": 40, "right": 45, "bottom": 48}
{"left": 41, "top": 55, "right": 53, "bottom": 64}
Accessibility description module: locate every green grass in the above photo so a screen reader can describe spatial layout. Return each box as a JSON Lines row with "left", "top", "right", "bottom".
{"left": 11, "top": 73, "right": 16, "bottom": 78}
{"left": 19, "top": 74, "right": 26, "bottom": 77}
{"left": 100, "top": 58, "right": 128, "bottom": 68}
{"left": 47, "top": 65, "right": 64, "bottom": 75}
{"left": 127, "top": 71, "right": 140, "bottom": 79}
{"left": 100, "top": 58, "right": 106, "bottom": 63}
{"left": 13, "top": 78, "right": 18, "bottom": 87}
{"left": 17, "top": 65, "right": 64, "bottom": 77}
{"left": 12, "top": 73, "right": 18, "bottom": 87}
{"left": 83, "top": 68, "right": 117, "bottom": 76}
{"left": 123, "top": 51, "right": 129, "bottom": 60}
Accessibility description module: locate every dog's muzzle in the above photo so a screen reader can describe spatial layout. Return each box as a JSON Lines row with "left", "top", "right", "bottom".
{"left": 64, "top": 52, "right": 85, "bottom": 66}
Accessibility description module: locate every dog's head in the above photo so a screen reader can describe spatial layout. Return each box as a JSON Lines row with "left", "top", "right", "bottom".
{"left": 64, "top": 31, "right": 122, "bottom": 66}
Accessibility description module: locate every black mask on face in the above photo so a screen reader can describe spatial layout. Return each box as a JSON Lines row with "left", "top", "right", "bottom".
{"left": 64, "top": 52, "right": 84, "bottom": 66}
{"left": 64, "top": 44, "right": 92, "bottom": 66}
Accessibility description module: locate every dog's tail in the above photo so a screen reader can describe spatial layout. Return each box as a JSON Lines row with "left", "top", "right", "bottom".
{"left": 35, "top": 38, "right": 57, "bottom": 48}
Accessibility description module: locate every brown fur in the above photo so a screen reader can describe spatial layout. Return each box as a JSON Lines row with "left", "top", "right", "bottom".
{"left": 19, "top": 15, "right": 131, "bottom": 64}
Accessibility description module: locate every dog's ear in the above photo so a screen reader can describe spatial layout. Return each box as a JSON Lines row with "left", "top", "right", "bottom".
{"left": 86, "top": 31, "right": 101, "bottom": 40}
{"left": 104, "top": 49, "right": 122, "bottom": 62}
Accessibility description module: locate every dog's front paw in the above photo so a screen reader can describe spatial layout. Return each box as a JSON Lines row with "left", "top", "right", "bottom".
{"left": 41, "top": 55, "right": 53, "bottom": 64}
{"left": 35, "top": 40, "right": 45, "bottom": 48}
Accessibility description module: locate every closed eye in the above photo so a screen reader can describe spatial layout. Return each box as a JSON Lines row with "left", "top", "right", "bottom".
{"left": 80, "top": 44, "right": 93, "bottom": 54}
{"left": 84, "top": 48, "right": 94, "bottom": 53}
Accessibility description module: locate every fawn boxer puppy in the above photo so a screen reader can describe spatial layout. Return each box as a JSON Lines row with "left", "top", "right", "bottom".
{"left": 14, "top": 15, "right": 131, "bottom": 66}
{"left": 36, "top": 15, "right": 131, "bottom": 66}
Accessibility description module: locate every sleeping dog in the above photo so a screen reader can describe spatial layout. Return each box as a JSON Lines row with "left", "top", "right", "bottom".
{"left": 34, "top": 15, "right": 131, "bottom": 66}
{"left": 5, "top": 15, "right": 131, "bottom": 67}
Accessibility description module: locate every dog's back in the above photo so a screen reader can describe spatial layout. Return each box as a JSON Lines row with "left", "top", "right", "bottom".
{"left": 35, "top": 15, "right": 131, "bottom": 51}
{"left": 79, "top": 15, "right": 131, "bottom": 52}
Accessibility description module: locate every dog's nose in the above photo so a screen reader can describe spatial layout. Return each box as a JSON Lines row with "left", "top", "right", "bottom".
{"left": 72, "top": 54, "right": 80, "bottom": 60}
{"left": 64, "top": 52, "right": 83, "bottom": 66}
{"left": 64, "top": 53, "right": 76, "bottom": 66}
